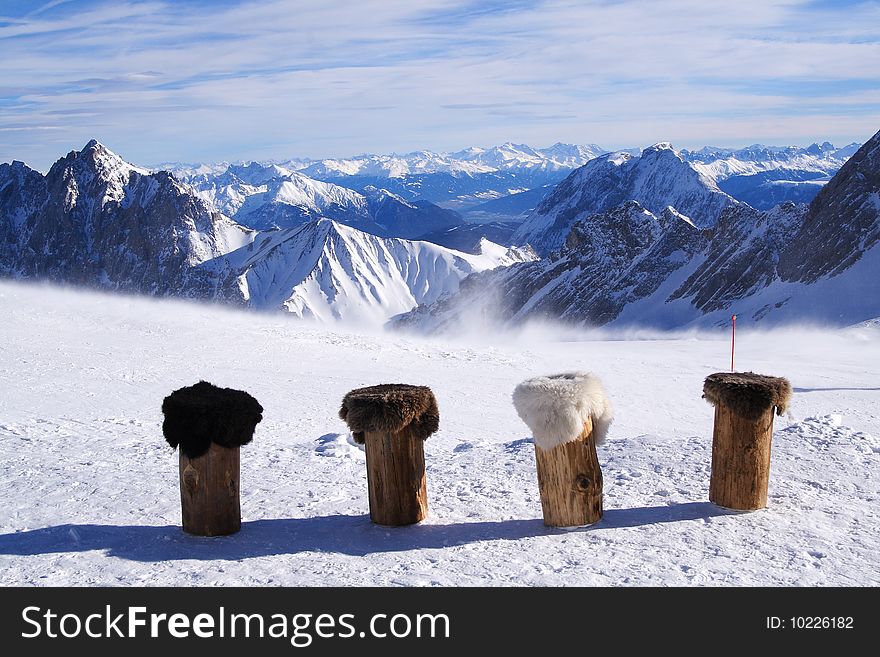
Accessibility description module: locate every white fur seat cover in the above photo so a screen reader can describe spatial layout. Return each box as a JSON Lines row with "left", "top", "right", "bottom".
{"left": 512, "top": 372, "right": 613, "bottom": 450}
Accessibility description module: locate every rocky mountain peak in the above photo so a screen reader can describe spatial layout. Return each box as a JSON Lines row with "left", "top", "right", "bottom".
{"left": 44, "top": 139, "right": 150, "bottom": 210}
{"left": 512, "top": 140, "right": 737, "bottom": 254}
{"left": 642, "top": 141, "right": 677, "bottom": 155}
{"left": 777, "top": 128, "right": 880, "bottom": 283}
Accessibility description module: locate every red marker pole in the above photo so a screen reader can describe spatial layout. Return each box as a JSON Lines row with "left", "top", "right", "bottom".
{"left": 730, "top": 314, "right": 737, "bottom": 372}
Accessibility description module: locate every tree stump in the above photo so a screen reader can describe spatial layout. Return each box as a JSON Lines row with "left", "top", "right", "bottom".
{"left": 512, "top": 372, "right": 613, "bottom": 527}
{"left": 161, "top": 381, "right": 263, "bottom": 537}
{"left": 364, "top": 423, "right": 428, "bottom": 526}
{"left": 708, "top": 404, "right": 774, "bottom": 510}
{"left": 339, "top": 383, "right": 439, "bottom": 526}
{"left": 534, "top": 418, "right": 603, "bottom": 527}
{"left": 179, "top": 443, "right": 241, "bottom": 536}
{"left": 703, "top": 372, "right": 792, "bottom": 511}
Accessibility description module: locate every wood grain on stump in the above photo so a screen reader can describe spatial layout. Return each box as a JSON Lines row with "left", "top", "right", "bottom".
{"left": 534, "top": 418, "right": 603, "bottom": 527}
{"left": 709, "top": 403, "right": 775, "bottom": 510}
{"left": 179, "top": 442, "right": 241, "bottom": 536}
{"left": 363, "top": 423, "right": 428, "bottom": 526}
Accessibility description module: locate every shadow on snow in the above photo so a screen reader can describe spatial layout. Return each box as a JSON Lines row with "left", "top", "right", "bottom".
{"left": 0, "top": 502, "right": 736, "bottom": 562}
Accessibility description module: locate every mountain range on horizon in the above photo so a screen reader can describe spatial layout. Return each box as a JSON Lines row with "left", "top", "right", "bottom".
{"left": 0, "top": 131, "right": 876, "bottom": 330}
{"left": 155, "top": 138, "right": 858, "bottom": 215}
{"left": 154, "top": 139, "right": 857, "bottom": 180}
{"left": 154, "top": 141, "right": 607, "bottom": 180}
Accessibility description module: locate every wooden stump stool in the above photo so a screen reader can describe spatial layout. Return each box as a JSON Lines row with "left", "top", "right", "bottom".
{"left": 178, "top": 443, "right": 240, "bottom": 537}
{"left": 513, "top": 372, "right": 614, "bottom": 527}
{"left": 339, "top": 384, "right": 439, "bottom": 526}
{"left": 162, "top": 381, "right": 263, "bottom": 536}
{"left": 703, "top": 372, "right": 792, "bottom": 511}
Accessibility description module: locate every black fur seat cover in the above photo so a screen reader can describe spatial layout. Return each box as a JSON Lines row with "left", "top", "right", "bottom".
{"left": 339, "top": 384, "right": 439, "bottom": 444}
{"left": 162, "top": 381, "right": 263, "bottom": 458}
{"left": 703, "top": 372, "right": 792, "bottom": 421}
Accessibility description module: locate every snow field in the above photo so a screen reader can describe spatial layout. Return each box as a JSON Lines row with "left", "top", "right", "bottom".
{"left": 0, "top": 281, "right": 878, "bottom": 586}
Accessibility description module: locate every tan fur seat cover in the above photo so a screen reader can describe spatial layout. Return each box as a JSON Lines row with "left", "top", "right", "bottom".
{"left": 339, "top": 383, "right": 439, "bottom": 444}
{"left": 703, "top": 372, "right": 792, "bottom": 421}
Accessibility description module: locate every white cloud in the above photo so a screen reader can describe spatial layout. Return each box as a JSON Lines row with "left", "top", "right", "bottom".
{"left": 1, "top": 0, "right": 878, "bottom": 169}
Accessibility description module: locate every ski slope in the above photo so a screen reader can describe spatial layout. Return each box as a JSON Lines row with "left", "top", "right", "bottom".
{"left": 0, "top": 281, "right": 878, "bottom": 586}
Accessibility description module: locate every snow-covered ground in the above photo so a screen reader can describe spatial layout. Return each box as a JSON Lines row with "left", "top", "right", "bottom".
{"left": 0, "top": 281, "right": 878, "bottom": 586}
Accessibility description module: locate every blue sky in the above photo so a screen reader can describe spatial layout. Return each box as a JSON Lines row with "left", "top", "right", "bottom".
{"left": 1, "top": 0, "right": 879, "bottom": 170}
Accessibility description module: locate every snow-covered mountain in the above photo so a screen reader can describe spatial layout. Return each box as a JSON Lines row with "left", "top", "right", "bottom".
{"left": 777, "top": 134, "right": 880, "bottom": 283}
{"left": 214, "top": 170, "right": 368, "bottom": 229}
{"left": 198, "top": 218, "right": 535, "bottom": 324}
{"left": 396, "top": 201, "right": 708, "bottom": 331}
{"left": 682, "top": 142, "right": 858, "bottom": 210}
{"left": 158, "top": 140, "right": 858, "bottom": 219}
{"left": 395, "top": 129, "right": 880, "bottom": 332}
{"left": 683, "top": 142, "right": 858, "bottom": 180}
{"left": 179, "top": 163, "right": 463, "bottom": 238}
{"left": 152, "top": 160, "right": 232, "bottom": 180}
{"left": 512, "top": 143, "right": 739, "bottom": 255}
{"left": 0, "top": 141, "right": 532, "bottom": 325}
{"left": 0, "top": 140, "right": 254, "bottom": 294}
{"left": 5, "top": 136, "right": 869, "bottom": 332}
{"left": 164, "top": 143, "right": 607, "bottom": 216}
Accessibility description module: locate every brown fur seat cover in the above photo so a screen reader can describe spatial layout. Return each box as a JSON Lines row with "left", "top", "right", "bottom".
{"left": 703, "top": 372, "right": 792, "bottom": 421}
{"left": 162, "top": 381, "right": 263, "bottom": 458}
{"left": 339, "top": 384, "right": 439, "bottom": 444}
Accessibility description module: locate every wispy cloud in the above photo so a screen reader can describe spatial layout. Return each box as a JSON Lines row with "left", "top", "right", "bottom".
{"left": 1, "top": 0, "right": 878, "bottom": 169}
